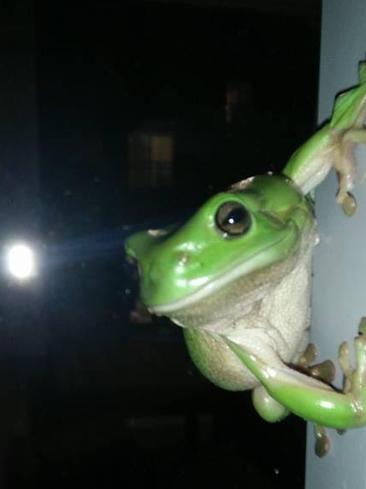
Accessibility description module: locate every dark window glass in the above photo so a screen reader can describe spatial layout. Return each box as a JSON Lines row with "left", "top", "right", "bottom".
{"left": 0, "top": 2, "right": 320, "bottom": 487}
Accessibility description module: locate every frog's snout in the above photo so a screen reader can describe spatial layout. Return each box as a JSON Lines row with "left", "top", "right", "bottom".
{"left": 134, "top": 251, "right": 194, "bottom": 304}
{"left": 144, "top": 251, "right": 189, "bottom": 282}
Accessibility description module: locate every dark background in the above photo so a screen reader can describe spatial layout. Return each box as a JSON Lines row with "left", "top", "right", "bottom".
{"left": 0, "top": 1, "right": 320, "bottom": 487}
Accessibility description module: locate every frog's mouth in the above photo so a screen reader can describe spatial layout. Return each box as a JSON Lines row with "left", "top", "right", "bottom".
{"left": 147, "top": 247, "right": 281, "bottom": 315}
{"left": 148, "top": 224, "right": 313, "bottom": 316}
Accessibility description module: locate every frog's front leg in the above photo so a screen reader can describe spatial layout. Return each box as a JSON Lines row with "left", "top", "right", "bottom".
{"left": 226, "top": 327, "right": 366, "bottom": 447}
{"left": 283, "top": 60, "right": 366, "bottom": 211}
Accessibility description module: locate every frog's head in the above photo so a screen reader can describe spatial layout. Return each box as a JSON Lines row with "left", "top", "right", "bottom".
{"left": 125, "top": 175, "right": 315, "bottom": 324}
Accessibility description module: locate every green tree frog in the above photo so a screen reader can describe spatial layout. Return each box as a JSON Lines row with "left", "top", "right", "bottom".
{"left": 125, "top": 62, "right": 366, "bottom": 457}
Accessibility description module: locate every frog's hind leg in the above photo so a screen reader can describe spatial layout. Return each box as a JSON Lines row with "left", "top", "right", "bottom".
{"left": 227, "top": 326, "right": 366, "bottom": 457}
{"left": 250, "top": 343, "right": 335, "bottom": 426}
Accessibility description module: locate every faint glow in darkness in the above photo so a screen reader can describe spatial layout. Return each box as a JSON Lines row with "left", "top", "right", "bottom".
{"left": 5, "top": 243, "right": 37, "bottom": 281}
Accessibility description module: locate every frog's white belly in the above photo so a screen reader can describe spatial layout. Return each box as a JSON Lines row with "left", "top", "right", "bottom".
{"left": 184, "top": 240, "right": 314, "bottom": 391}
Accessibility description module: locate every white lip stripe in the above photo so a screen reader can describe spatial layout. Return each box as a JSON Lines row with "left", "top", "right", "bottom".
{"left": 150, "top": 221, "right": 317, "bottom": 316}
{"left": 150, "top": 234, "right": 293, "bottom": 314}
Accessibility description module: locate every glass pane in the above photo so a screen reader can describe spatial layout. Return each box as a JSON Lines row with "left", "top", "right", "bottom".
{"left": 0, "top": 2, "right": 320, "bottom": 487}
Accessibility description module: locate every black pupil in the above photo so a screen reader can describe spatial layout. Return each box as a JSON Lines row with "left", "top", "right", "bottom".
{"left": 215, "top": 202, "right": 250, "bottom": 236}
{"left": 227, "top": 208, "right": 245, "bottom": 225}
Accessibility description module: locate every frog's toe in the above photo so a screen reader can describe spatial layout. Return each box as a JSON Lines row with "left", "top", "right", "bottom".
{"left": 358, "top": 317, "right": 366, "bottom": 336}
{"left": 338, "top": 341, "right": 352, "bottom": 393}
{"left": 298, "top": 343, "right": 316, "bottom": 367}
{"left": 308, "top": 360, "right": 335, "bottom": 384}
{"left": 337, "top": 191, "right": 357, "bottom": 216}
{"left": 298, "top": 344, "right": 335, "bottom": 384}
{"left": 314, "top": 425, "right": 330, "bottom": 458}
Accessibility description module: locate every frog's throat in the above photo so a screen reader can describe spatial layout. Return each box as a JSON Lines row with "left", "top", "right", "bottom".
{"left": 148, "top": 223, "right": 316, "bottom": 316}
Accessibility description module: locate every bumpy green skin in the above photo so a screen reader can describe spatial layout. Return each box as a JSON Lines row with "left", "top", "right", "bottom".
{"left": 125, "top": 61, "right": 366, "bottom": 452}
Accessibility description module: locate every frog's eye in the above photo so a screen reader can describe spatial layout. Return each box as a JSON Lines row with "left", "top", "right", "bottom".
{"left": 215, "top": 201, "right": 251, "bottom": 237}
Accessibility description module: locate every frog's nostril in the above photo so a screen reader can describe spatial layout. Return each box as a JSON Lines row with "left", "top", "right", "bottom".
{"left": 177, "top": 254, "right": 189, "bottom": 267}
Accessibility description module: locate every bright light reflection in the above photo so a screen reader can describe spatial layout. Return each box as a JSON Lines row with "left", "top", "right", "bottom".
{"left": 319, "top": 399, "right": 335, "bottom": 410}
{"left": 6, "top": 243, "right": 37, "bottom": 281}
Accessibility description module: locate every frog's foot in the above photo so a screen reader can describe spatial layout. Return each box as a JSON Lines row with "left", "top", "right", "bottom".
{"left": 297, "top": 345, "right": 334, "bottom": 455}
{"left": 283, "top": 62, "right": 366, "bottom": 198}
{"left": 338, "top": 317, "right": 366, "bottom": 394}
{"left": 333, "top": 127, "right": 366, "bottom": 216}
{"left": 331, "top": 62, "right": 366, "bottom": 215}
{"left": 297, "top": 343, "right": 336, "bottom": 385}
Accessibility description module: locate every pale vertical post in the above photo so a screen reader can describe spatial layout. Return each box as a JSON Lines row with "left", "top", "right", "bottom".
{"left": 305, "top": 1, "right": 366, "bottom": 488}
